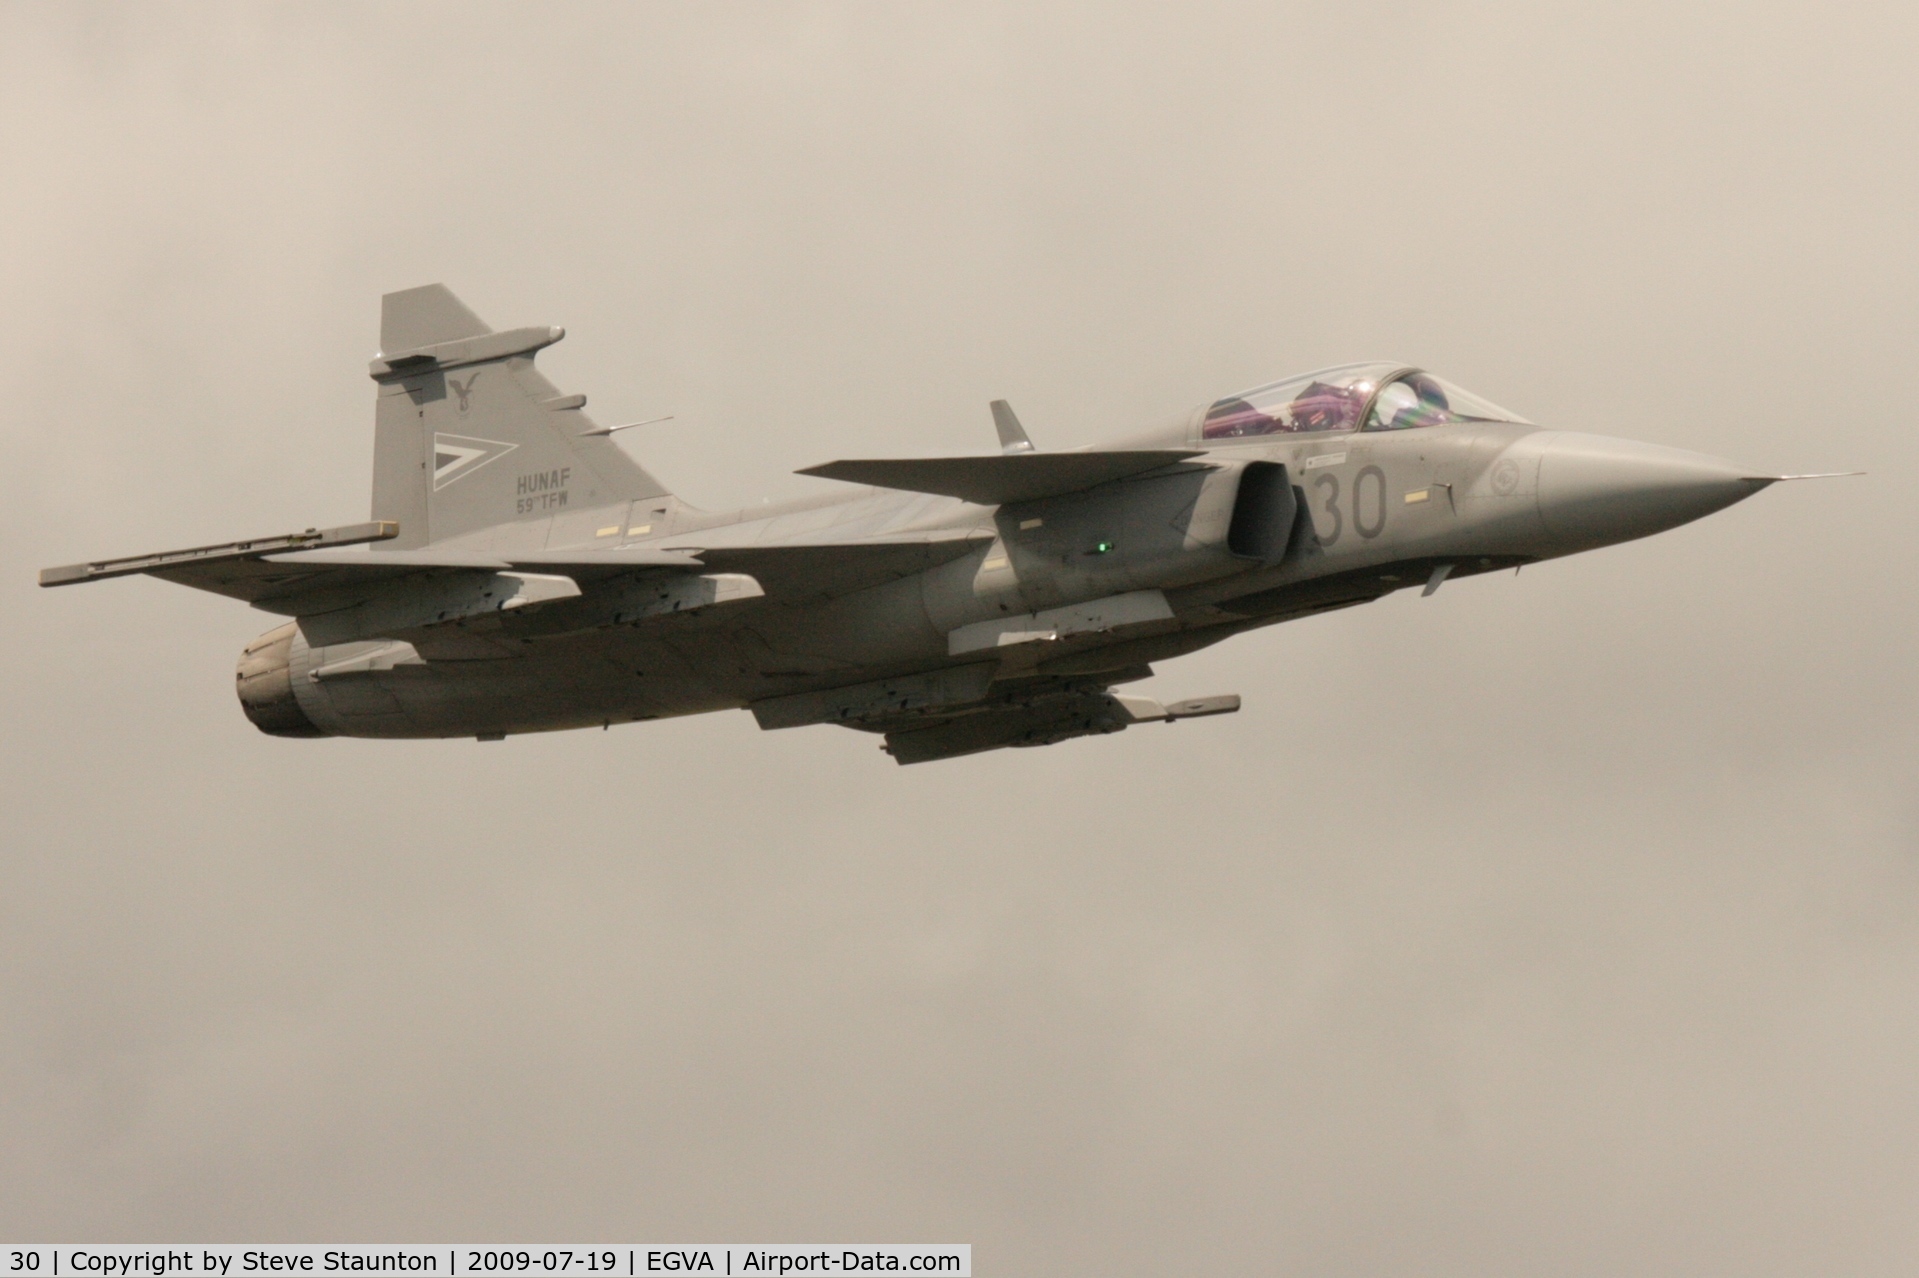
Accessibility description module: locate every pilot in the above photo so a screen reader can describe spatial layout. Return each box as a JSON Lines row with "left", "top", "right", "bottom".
{"left": 1287, "top": 380, "right": 1365, "bottom": 432}
{"left": 1201, "top": 397, "right": 1277, "bottom": 438}
{"left": 1367, "top": 374, "right": 1457, "bottom": 431}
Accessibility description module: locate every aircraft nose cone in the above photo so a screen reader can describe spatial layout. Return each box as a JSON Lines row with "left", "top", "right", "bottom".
{"left": 1535, "top": 432, "right": 1770, "bottom": 550}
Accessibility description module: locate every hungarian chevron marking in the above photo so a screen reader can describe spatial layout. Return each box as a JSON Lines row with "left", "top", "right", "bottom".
{"left": 432, "top": 433, "right": 518, "bottom": 490}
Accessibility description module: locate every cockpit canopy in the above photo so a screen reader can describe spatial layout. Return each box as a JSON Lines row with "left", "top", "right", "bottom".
{"left": 1200, "top": 362, "right": 1528, "bottom": 439}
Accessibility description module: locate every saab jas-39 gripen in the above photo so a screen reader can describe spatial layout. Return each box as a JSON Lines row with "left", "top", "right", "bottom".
{"left": 41, "top": 285, "right": 1842, "bottom": 763}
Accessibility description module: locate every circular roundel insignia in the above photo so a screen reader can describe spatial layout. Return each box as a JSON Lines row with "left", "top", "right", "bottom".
{"left": 1491, "top": 458, "right": 1521, "bottom": 496}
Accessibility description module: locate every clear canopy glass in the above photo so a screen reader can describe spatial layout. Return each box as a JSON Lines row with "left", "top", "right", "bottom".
{"left": 1201, "top": 363, "right": 1396, "bottom": 439}
{"left": 1199, "top": 363, "right": 1528, "bottom": 440}
{"left": 1361, "top": 371, "right": 1529, "bottom": 432}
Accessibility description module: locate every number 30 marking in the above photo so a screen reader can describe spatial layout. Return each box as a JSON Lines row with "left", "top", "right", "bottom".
{"left": 1312, "top": 473, "right": 1343, "bottom": 545}
{"left": 1311, "top": 467, "right": 1389, "bottom": 545}
{"left": 1354, "top": 465, "right": 1386, "bottom": 539}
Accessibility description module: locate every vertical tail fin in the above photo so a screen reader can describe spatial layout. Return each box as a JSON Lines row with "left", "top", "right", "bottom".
{"left": 369, "top": 284, "right": 672, "bottom": 547}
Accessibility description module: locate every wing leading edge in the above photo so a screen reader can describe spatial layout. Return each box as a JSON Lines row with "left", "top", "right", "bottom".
{"left": 40, "top": 522, "right": 994, "bottom": 614}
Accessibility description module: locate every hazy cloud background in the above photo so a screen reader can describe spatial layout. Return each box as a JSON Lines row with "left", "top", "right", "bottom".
{"left": 3, "top": 2, "right": 1916, "bottom": 1271}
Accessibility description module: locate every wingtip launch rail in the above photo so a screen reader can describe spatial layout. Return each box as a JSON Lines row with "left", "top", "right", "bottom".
{"left": 40, "top": 522, "right": 400, "bottom": 588}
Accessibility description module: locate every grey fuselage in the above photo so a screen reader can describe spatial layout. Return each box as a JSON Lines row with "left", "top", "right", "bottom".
{"left": 263, "top": 415, "right": 1765, "bottom": 741}
{"left": 48, "top": 287, "right": 1779, "bottom": 758}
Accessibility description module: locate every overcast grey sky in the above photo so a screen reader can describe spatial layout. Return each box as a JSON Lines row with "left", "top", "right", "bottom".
{"left": 3, "top": 2, "right": 1917, "bottom": 1272}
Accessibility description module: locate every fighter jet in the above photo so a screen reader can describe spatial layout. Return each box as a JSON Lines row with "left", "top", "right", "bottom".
{"left": 39, "top": 285, "right": 1839, "bottom": 763}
